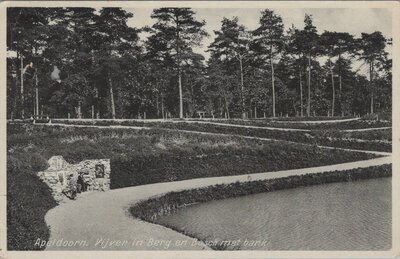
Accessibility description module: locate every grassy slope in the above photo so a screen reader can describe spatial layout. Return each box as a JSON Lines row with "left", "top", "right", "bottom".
{"left": 50, "top": 119, "right": 392, "bottom": 151}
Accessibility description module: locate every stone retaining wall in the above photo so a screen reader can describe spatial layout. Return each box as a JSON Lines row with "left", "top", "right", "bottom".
{"left": 37, "top": 156, "right": 110, "bottom": 202}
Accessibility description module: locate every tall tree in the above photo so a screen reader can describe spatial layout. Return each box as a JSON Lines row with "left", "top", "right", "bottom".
{"left": 253, "top": 9, "right": 284, "bottom": 117}
{"left": 290, "top": 14, "right": 321, "bottom": 116}
{"left": 7, "top": 8, "right": 54, "bottom": 119}
{"left": 93, "top": 8, "right": 139, "bottom": 119}
{"left": 321, "top": 31, "right": 355, "bottom": 115}
{"left": 149, "top": 8, "right": 207, "bottom": 118}
{"left": 285, "top": 24, "right": 306, "bottom": 117}
{"left": 356, "top": 31, "right": 388, "bottom": 114}
{"left": 209, "top": 17, "right": 252, "bottom": 118}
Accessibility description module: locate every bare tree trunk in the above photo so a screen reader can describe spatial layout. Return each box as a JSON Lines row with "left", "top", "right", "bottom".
{"left": 330, "top": 59, "right": 335, "bottom": 117}
{"left": 20, "top": 56, "right": 24, "bottom": 119}
{"left": 307, "top": 52, "right": 311, "bottom": 117}
{"left": 239, "top": 56, "right": 246, "bottom": 119}
{"left": 156, "top": 92, "right": 160, "bottom": 118}
{"left": 78, "top": 101, "right": 82, "bottom": 119}
{"left": 12, "top": 77, "right": 18, "bottom": 120}
{"left": 224, "top": 94, "right": 230, "bottom": 119}
{"left": 370, "top": 60, "right": 374, "bottom": 114}
{"left": 338, "top": 50, "right": 343, "bottom": 116}
{"left": 189, "top": 82, "right": 195, "bottom": 117}
{"left": 92, "top": 105, "right": 95, "bottom": 119}
{"left": 178, "top": 69, "right": 183, "bottom": 119}
{"left": 35, "top": 70, "right": 39, "bottom": 117}
{"left": 175, "top": 14, "right": 184, "bottom": 119}
{"left": 161, "top": 93, "right": 165, "bottom": 119}
{"left": 270, "top": 47, "right": 276, "bottom": 117}
{"left": 108, "top": 76, "right": 116, "bottom": 119}
{"left": 299, "top": 67, "right": 303, "bottom": 117}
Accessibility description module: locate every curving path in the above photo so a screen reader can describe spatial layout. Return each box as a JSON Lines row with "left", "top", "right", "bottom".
{"left": 44, "top": 119, "right": 391, "bottom": 133}
{"left": 45, "top": 155, "right": 391, "bottom": 250}
{"left": 39, "top": 122, "right": 392, "bottom": 250}
{"left": 177, "top": 120, "right": 391, "bottom": 132}
{"left": 44, "top": 155, "right": 392, "bottom": 250}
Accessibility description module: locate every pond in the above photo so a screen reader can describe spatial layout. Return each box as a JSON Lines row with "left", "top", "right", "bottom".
{"left": 155, "top": 178, "right": 391, "bottom": 250}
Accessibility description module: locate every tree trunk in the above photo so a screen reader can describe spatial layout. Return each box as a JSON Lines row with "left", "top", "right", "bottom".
{"left": 108, "top": 76, "right": 116, "bottom": 119}
{"left": 156, "top": 91, "right": 160, "bottom": 118}
{"left": 338, "top": 50, "right": 343, "bottom": 116}
{"left": 270, "top": 47, "right": 276, "bottom": 117}
{"left": 224, "top": 94, "right": 230, "bottom": 119}
{"left": 35, "top": 70, "right": 39, "bottom": 117}
{"left": 77, "top": 101, "right": 82, "bottom": 119}
{"left": 189, "top": 82, "right": 195, "bottom": 117}
{"left": 239, "top": 56, "right": 246, "bottom": 119}
{"left": 370, "top": 60, "right": 374, "bottom": 114}
{"left": 307, "top": 52, "right": 311, "bottom": 117}
{"left": 331, "top": 69, "right": 335, "bottom": 117}
{"left": 20, "top": 56, "right": 24, "bottom": 119}
{"left": 161, "top": 93, "right": 165, "bottom": 120}
{"left": 175, "top": 14, "right": 184, "bottom": 119}
{"left": 11, "top": 52, "right": 19, "bottom": 120}
{"left": 330, "top": 59, "right": 335, "bottom": 117}
{"left": 299, "top": 67, "right": 303, "bottom": 117}
{"left": 178, "top": 70, "right": 183, "bottom": 118}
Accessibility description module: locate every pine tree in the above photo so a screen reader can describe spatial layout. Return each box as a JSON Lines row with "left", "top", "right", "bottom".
{"left": 356, "top": 31, "right": 388, "bottom": 114}
{"left": 209, "top": 17, "right": 252, "bottom": 118}
{"left": 149, "top": 8, "right": 207, "bottom": 118}
{"left": 253, "top": 9, "right": 284, "bottom": 117}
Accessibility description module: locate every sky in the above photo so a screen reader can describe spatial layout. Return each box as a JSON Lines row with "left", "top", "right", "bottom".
{"left": 125, "top": 7, "right": 392, "bottom": 65}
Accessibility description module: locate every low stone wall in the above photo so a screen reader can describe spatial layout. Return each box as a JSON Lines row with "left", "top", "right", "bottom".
{"left": 37, "top": 156, "right": 110, "bottom": 202}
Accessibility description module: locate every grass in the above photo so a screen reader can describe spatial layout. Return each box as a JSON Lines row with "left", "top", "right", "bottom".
{"left": 49, "top": 119, "right": 392, "bottom": 152}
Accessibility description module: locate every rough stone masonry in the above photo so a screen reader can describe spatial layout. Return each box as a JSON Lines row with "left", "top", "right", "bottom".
{"left": 37, "top": 156, "right": 110, "bottom": 202}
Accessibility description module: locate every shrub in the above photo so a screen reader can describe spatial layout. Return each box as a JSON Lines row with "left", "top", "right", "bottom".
{"left": 110, "top": 143, "right": 376, "bottom": 189}
{"left": 7, "top": 154, "right": 56, "bottom": 250}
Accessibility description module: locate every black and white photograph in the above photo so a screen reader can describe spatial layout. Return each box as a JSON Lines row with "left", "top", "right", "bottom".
{"left": 1, "top": 1, "right": 399, "bottom": 258}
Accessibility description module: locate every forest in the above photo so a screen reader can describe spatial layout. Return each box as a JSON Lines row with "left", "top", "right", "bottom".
{"left": 6, "top": 7, "right": 392, "bottom": 120}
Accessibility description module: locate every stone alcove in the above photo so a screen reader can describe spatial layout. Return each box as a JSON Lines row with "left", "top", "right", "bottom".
{"left": 37, "top": 156, "right": 110, "bottom": 202}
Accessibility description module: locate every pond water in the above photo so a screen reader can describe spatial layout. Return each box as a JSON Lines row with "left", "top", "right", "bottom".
{"left": 155, "top": 178, "right": 391, "bottom": 250}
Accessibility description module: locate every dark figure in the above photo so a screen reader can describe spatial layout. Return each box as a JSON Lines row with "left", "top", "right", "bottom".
{"left": 77, "top": 174, "right": 86, "bottom": 192}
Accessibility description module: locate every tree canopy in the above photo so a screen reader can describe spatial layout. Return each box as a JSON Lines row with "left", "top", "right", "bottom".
{"left": 7, "top": 8, "right": 392, "bottom": 119}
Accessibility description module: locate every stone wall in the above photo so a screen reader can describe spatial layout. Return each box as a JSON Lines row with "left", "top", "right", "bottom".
{"left": 37, "top": 156, "right": 110, "bottom": 202}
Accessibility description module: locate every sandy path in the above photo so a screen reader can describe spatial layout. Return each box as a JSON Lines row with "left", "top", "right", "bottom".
{"left": 45, "top": 153, "right": 391, "bottom": 251}
{"left": 49, "top": 117, "right": 361, "bottom": 124}
{"left": 42, "top": 119, "right": 391, "bottom": 133}
{"left": 177, "top": 120, "right": 391, "bottom": 132}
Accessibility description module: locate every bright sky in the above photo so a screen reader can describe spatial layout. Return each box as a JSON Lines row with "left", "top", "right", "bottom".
{"left": 125, "top": 8, "right": 392, "bottom": 65}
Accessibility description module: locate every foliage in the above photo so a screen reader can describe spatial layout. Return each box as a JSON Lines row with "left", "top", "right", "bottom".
{"left": 7, "top": 8, "right": 392, "bottom": 119}
{"left": 7, "top": 152, "right": 56, "bottom": 250}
